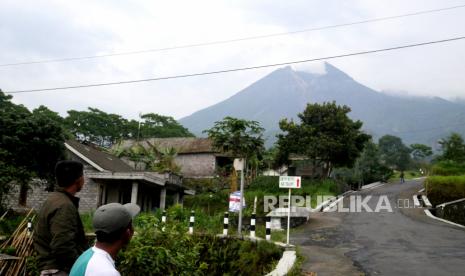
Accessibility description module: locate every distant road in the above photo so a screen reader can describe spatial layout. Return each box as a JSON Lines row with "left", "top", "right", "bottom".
{"left": 292, "top": 179, "right": 465, "bottom": 276}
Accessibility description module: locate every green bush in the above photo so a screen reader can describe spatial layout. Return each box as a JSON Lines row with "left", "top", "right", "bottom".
{"left": 118, "top": 213, "right": 282, "bottom": 275}
{"left": 80, "top": 212, "right": 94, "bottom": 233}
{"left": 184, "top": 192, "right": 229, "bottom": 215}
{"left": 431, "top": 161, "right": 465, "bottom": 176}
{"left": 184, "top": 177, "right": 340, "bottom": 217}
{"left": 425, "top": 176, "right": 465, "bottom": 205}
{"left": 183, "top": 178, "right": 219, "bottom": 193}
{"left": 248, "top": 176, "right": 340, "bottom": 196}
{"left": 0, "top": 214, "right": 24, "bottom": 236}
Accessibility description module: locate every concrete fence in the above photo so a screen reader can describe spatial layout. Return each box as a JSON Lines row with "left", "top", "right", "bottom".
{"left": 435, "top": 198, "right": 465, "bottom": 226}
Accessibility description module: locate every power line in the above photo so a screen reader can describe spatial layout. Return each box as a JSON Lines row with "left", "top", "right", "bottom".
{"left": 4, "top": 35, "right": 465, "bottom": 94}
{"left": 2, "top": 4, "right": 465, "bottom": 68}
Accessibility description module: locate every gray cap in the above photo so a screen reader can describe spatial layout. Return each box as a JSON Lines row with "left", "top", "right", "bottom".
{"left": 93, "top": 203, "right": 140, "bottom": 234}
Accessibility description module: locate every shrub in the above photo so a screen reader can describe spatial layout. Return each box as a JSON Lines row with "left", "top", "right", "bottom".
{"left": 431, "top": 161, "right": 465, "bottom": 176}
{"left": 183, "top": 178, "right": 219, "bottom": 193}
{"left": 248, "top": 176, "right": 340, "bottom": 196}
{"left": 118, "top": 213, "right": 282, "bottom": 275}
{"left": 0, "top": 214, "right": 25, "bottom": 236}
{"left": 184, "top": 192, "right": 229, "bottom": 215}
{"left": 425, "top": 176, "right": 465, "bottom": 205}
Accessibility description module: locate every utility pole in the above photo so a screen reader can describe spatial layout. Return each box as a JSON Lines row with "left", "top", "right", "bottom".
{"left": 137, "top": 112, "right": 142, "bottom": 141}
{"left": 236, "top": 158, "right": 246, "bottom": 235}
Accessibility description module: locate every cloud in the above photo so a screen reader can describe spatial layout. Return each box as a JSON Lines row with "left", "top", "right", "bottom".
{"left": 1, "top": 0, "right": 465, "bottom": 121}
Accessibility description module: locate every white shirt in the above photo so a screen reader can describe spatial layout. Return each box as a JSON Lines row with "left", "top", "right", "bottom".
{"left": 70, "top": 246, "right": 120, "bottom": 276}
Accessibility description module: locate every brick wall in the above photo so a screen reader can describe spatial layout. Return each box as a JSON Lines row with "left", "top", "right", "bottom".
{"left": 4, "top": 172, "right": 99, "bottom": 213}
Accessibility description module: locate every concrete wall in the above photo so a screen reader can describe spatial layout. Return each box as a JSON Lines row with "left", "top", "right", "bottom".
{"left": 4, "top": 173, "right": 99, "bottom": 213}
{"left": 436, "top": 199, "right": 465, "bottom": 226}
{"left": 175, "top": 153, "right": 216, "bottom": 178}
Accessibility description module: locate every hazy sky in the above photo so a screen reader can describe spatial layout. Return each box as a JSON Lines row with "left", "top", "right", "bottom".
{"left": 1, "top": 0, "right": 465, "bottom": 120}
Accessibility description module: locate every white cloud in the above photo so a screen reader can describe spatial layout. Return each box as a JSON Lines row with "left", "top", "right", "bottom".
{"left": 1, "top": 0, "right": 465, "bottom": 121}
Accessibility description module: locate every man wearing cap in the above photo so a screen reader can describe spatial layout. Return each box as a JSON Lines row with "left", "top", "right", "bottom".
{"left": 70, "top": 203, "right": 140, "bottom": 276}
{"left": 34, "top": 160, "right": 88, "bottom": 275}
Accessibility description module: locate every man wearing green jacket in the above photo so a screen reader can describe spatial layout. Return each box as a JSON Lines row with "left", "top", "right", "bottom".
{"left": 33, "top": 160, "right": 89, "bottom": 275}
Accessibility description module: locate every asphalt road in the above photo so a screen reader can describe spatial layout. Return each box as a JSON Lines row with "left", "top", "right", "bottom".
{"left": 292, "top": 179, "right": 465, "bottom": 276}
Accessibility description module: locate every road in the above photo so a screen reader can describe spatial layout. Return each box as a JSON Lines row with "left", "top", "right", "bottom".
{"left": 291, "top": 179, "right": 465, "bottom": 276}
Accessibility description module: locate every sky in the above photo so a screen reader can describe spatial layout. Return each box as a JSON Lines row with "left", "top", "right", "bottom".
{"left": 1, "top": 0, "right": 465, "bottom": 120}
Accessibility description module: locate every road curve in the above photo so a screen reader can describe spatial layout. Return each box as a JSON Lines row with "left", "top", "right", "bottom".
{"left": 292, "top": 179, "right": 465, "bottom": 276}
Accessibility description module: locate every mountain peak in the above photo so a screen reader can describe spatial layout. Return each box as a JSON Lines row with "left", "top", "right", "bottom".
{"left": 272, "top": 65, "right": 294, "bottom": 75}
{"left": 324, "top": 62, "right": 352, "bottom": 80}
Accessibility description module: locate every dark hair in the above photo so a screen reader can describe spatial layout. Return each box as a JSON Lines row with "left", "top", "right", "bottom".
{"left": 95, "top": 222, "right": 132, "bottom": 243}
{"left": 55, "top": 160, "right": 84, "bottom": 187}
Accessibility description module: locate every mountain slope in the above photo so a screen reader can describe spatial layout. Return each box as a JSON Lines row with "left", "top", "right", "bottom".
{"left": 179, "top": 63, "right": 465, "bottom": 147}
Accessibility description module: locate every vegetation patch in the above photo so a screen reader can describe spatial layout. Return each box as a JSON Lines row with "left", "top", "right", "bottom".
{"left": 425, "top": 176, "right": 465, "bottom": 205}
{"left": 185, "top": 176, "right": 339, "bottom": 218}
{"left": 118, "top": 213, "right": 282, "bottom": 275}
{"left": 431, "top": 161, "right": 465, "bottom": 176}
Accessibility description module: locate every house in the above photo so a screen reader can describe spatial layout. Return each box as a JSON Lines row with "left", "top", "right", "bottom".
{"left": 117, "top": 138, "right": 232, "bottom": 179}
{"left": 5, "top": 140, "right": 191, "bottom": 213}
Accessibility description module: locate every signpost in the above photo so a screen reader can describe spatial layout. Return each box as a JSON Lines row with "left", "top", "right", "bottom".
{"left": 234, "top": 158, "right": 245, "bottom": 234}
{"left": 279, "top": 176, "right": 301, "bottom": 245}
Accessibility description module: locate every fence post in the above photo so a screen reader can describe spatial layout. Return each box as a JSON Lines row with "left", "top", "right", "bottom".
{"left": 223, "top": 212, "right": 229, "bottom": 236}
{"left": 265, "top": 216, "right": 271, "bottom": 241}
{"left": 250, "top": 213, "right": 256, "bottom": 238}
{"left": 161, "top": 210, "right": 166, "bottom": 231}
{"left": 27, "top": 218, "right": 33, "bottom": 236}
{"left": 189, "top": 210, "right": 195, "bottom": 234}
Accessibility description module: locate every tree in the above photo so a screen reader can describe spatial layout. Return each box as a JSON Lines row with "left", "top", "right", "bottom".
{"left": 139, "top": 113, "right": 194, "bottom": 138}
{"left": 65, "top": 108, "right": 130, "bottom": 147}
{"left": 355, "top": 141, "right": 393, "bottom": 185}
{"left": 204, "top": 117, "right": 264, "bottom": 234}
{"left": 112, "top": 141, "right": 180, "bottom": 173}
{"left": 0, "top": 91, "right": 66, "bottom": 206}
{"left": 333, "top": 140, "right": 393, "bottom": 189}
{"left": 64, "top": 109, "right": 194, "bottom": 148}
{"left": 260, "top": 146, "right": 280, "bottom": 171}
{"left": 203, "top": 117, "right": 265, "bottom": 159}
{"left": 276, "top": 102, "right": 371, "bottom": 177}
{"left": 438, "top": 133, "right": 465, "bottom": 163}
{"left": 378, "top": 135, "right": 411, "bottom": 171}
{"left": 410, "top": 143, "right": 433, "bottom": 161}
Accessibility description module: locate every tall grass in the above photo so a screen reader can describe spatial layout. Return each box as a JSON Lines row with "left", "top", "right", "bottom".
{"left": 425, "top": 176, "right": 465, "bottom": 205}
{"left": 431, "top": 161, "right": 465, "bottom": 176}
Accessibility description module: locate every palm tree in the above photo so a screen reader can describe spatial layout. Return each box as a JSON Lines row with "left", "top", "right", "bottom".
{"left": 112, "top": 141, "right": 180, "bottom": 173}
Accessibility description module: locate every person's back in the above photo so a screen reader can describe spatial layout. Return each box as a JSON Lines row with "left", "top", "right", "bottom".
{"left": 70, "top": 246, "right": 120, "bottom": 276}
{"left": 33, "top": 160, "right": 88, "bottom": 275}
{"left": 34, "top": 189, "right": 87, "bottom": 272}
{"left": 70, "top": 203, "right": 140, "bottom": 276}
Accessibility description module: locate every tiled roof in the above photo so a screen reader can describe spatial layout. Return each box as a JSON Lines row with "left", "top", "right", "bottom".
{"left": 118, "top": 137, "right": 217, "bottom": 154}
{"left": 65, "top": 140, "right": 134, "bottom": 172}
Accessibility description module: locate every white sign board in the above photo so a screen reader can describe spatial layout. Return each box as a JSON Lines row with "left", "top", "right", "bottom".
{"left": 229, "top": 191, "right": 246, "bottom": 212}
{"left": 233, "top": 158, "right": 245, "bottom": 171}
{"left": 279, "top": 176, "right": 301, "bottom": 189}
